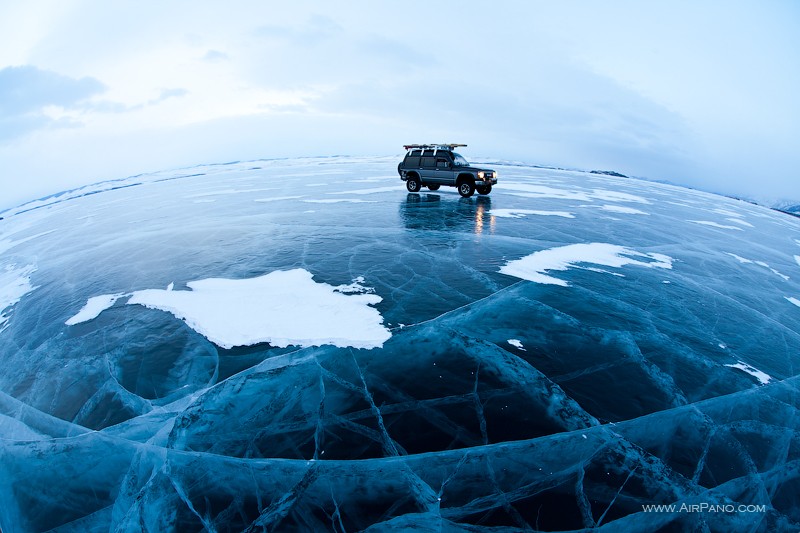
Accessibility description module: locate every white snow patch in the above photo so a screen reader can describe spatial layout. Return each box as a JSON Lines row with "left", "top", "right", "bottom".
{"left": 726, "top": 218, "right": 754, "bottom": 227}
{"left": 490, "top": 209, "right": 574, "bottom": 219}
{"left": 187, "top": 187, "right": 277, "bottom": 198}
{"left": 71, "top": 269, "right": 390, "bottom": 349}
{"left": 254, "top": 196, "right": 304, "bottom": 202}
{"left": 0, "top": 264, "right": 37, "bottom": 333}
{"left": 330, "top": 186, "right": 405, "bottom": 195}
{"left": 794, "top": 255, "right": 800, "bottom": 267}
{"left": 347, "top": 176, "right": 397, "bottom": 183}
{"left": 507, "top": 339, "right": 526, "bottom": 351}
{"left": 500, "top": 183, "right": 650, "bottom": 204}
{"left": 598, "top": 205, "right": 649, "bottom": 215}
{"left": 167, "top": 282, "right": 174, "bottom": 291}
{"left": 727, "top": 253, "right": 751, "bottom": 264}
{"left": 662, "top": 280, "right": 671, "bottom": 284}
{"left": 725, "top": 361, "right": 772, "bottom": 385}
{"left": 333, "top": 277, "right": 374, "bottom": 294}
{"left": 0, "top": 231, "right": 56, "bottom": 256}
{"left": 500, "top": 243, "right": 673, "bottom": 286}
{"left": 303, "top": 199, "right": 377, "bottom": 204}
{"left": 786, "top": 296, "right": 800, "bottom": 308}
{"left": 501, "top": 184, "right": 591, "bottom": 201}
{"left": 773, "top": 269, "right": 790, "bottom": 281}
{"left": 689, "top": 220, "right": 744, "bottom": 231}
{"left": 65, "top": 293, "right": 128, "bottom": 326}
{"left": 726, "top": 253, "right": 789, "bottom": 280}
{"left": 186, "top": 189, "right": 240, "bottom": 198}
{"left": 712, "top": 208, "right": 743, "bottom": 218}
{"left": 590, "top": 190, "right": 651, "bottom": 204}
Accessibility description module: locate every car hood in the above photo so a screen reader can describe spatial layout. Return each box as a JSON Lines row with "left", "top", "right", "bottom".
{"left": 458, "top": 166, "right": 495, "bottom": 173}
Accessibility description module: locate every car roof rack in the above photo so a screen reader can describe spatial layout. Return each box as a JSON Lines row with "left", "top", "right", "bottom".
{"left": 403, "top": 143, "right": 467, "bottom": 151}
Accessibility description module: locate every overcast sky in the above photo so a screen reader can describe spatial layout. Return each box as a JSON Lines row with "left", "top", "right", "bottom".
{"left": 1, "top": 1, "right": 798, "bottom": 210}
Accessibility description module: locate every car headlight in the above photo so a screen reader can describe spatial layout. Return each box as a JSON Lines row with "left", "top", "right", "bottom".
{"left": 477, "top": 171, "right": 485, "bottom": 179}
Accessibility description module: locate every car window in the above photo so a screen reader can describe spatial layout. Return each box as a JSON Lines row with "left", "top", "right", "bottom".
{"left": 436, "top": 158, "right": 449, "bottom": 169}
{"left": 405, "top": 156, "right": 420, "bottom": 166}
{"left": 453, "top": 153, "right": 469, "bottom": 167}
{"left": 421, "top": 156, "right": 435, "bottom": 168}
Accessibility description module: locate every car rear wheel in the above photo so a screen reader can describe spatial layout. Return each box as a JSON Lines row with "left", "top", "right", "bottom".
{"left": 427, "top": 184, "right": 440, "bottom": 191}
{"left": 458, "top": 181, "right": 475, "bottom": 198}
{"left": 476, "top": 184, "right": 492, "bottom": 195}
{"left": 406, "top": 177, "right": 421, "bottom": 193}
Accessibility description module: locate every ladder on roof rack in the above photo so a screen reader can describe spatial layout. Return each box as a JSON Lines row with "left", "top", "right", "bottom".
{"left": 403, "top": 143, "right": 467, "bottom": 151}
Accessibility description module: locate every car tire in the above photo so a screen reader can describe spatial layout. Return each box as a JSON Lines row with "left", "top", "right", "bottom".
{"left": 406, "top": 178, "right": 421, "bottom": 193}
{"left": 427, "top": 184, "right": 440, "bottom": 191}
{"left": 458, "top": 181, "right": 475, "bottom": 198}
{"left": 476, "top": 184, "right": 492, "bottom": 195}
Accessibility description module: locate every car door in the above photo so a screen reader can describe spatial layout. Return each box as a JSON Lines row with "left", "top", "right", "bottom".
{"left": 432, "top": 154, "right": 454, "bottom": 185}
{"left": 419, "top": 150, "right": 436, "bottom": 182}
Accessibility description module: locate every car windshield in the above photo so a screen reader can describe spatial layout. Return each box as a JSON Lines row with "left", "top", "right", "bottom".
{"left": 452, "top": 153, "right": 469, "bottom": 167}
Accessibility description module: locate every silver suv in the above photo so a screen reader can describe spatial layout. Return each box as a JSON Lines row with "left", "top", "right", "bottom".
{"left": 397, "top": 144, "right": 498, "bottom": 197}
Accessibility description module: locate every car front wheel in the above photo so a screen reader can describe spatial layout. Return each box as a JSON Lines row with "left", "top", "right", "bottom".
{"left": 458, "top": 181, "right": 475, "bottom": 198}
{"left": 406, "top": 178, "right": 421, "bottom": 193}
{"left": 476, "top": 184, "right": 492, "bottom": 195}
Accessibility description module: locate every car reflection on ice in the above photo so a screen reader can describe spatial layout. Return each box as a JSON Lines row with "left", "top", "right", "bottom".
{"left": 400, "top": 193, "right": 495, "bottom": 235}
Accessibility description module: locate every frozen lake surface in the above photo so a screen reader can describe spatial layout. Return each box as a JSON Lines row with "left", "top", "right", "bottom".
{"left": 1, "top": 156, "right": 800, "bottom": 531}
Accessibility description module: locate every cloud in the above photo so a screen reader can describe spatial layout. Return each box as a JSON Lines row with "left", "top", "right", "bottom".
{"left": 73, "top": 87, "right": 190, "bottom": 116}
{"left": 202, "top": 50, "right": 229, "bottom": 62}
{"left": 147, "top": 88, "right": 189, "bottom": 105}
{"left": 0, "top": 114, "right": 51, "bottom": 143}
{"left": 0, "top": 65, "right": 188, "bottom": 143}
{"left": 0, "top": 65, "right": 105, "bottom": 141}
{"left": 356, "top": 35, "right": 433, "bottom": 68}
{"left": 254, "top": 14, "right": 342, "bottom": 46}
{"left": 309, "top": 57, "right": 695, "bottom": 180}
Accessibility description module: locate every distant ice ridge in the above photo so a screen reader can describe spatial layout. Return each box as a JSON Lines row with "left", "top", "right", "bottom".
{"left": 66, "top": 269, "right": 391, "bottom": 349}
{"left": 500, "top": 243, "right": 673, "bottom": 286}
